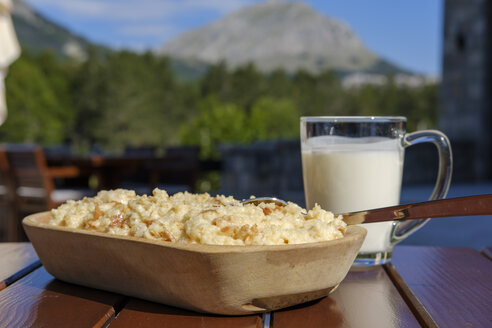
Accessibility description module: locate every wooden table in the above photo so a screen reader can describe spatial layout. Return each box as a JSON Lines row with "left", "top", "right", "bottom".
{"left": 1, "top": 243, "right": 491, "bottom": 327}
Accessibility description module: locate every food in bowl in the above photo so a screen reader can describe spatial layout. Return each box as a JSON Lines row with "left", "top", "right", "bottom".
{"left": 49, "top": 188, "right": 346, "bottom": 246}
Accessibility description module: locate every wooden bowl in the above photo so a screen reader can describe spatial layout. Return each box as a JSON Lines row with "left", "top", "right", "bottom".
{"left": 23, "top": 212, "right": 366, "bottom": 315}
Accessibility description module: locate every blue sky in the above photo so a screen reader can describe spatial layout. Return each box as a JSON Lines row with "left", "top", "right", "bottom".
{"left": 23, "top": 0, "right": 443, "bottom": 76}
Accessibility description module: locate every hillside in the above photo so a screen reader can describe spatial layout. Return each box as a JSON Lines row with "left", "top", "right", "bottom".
{"left": 10, "top": 0, "right": 205, "bottom": 79}
{"left": 10, "top": 0, "right": 407, "bottom": 78}
{"left": 11, "top": 0, "right": 95, "bottom": 60}
{"left": 157, "top": 1, "right": 404, "bottom": 75}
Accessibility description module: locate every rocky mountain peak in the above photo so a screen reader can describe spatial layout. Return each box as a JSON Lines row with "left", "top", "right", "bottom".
{"left": 157, "top": 1, "right": 379, "bottom": 73}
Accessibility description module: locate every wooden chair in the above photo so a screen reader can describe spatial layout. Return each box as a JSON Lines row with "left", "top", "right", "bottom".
{"left": 5, "top": 145, "right": 95, "bottom": 240}
{"left": 0, "top": 148, "right": 16, "bottom": 241}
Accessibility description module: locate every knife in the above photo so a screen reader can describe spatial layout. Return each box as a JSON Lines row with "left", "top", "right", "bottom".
{"left": 341, "top": 194, "right": 492, "bottom": 225}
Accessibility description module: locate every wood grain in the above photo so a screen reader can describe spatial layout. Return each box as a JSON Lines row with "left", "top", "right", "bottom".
{"left": 0, "top": 242, "right": 40, "bottom": 290}
{"left": 109, "top": 298, "right": 262, "bottom": 328}
{"left": 0, "top": 267, "right": 125, "bottom": 327}
{"left": 271, "top": 267, "right": 420, "bottom": 328}
{"left": 481, "top": 247, "right": 492, "bottom": 261}
{"left": 392, "top": 246, "right": 492, "bottom": 327}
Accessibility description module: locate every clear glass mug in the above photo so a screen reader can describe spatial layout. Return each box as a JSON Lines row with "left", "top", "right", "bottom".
{"left": 300, "top": 116, "right": 453, "bottom": 266}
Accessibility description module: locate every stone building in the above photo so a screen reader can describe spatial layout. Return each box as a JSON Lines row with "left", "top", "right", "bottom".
{"left": 439, "top": 0, "right": 492, "bottom": 181}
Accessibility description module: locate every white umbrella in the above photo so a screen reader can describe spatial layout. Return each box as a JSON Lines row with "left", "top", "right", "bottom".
{"left": 0, "top": 0, "right": 20, "bottom": 125}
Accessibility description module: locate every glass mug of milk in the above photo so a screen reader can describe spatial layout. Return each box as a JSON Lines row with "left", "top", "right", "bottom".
{"left": 300, "top": 116, "right": 452, "bottom": 266}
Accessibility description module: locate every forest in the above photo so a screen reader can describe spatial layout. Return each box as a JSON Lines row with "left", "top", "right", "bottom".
{"left": 1, "top": 48, "right": 439, "bottom": 159}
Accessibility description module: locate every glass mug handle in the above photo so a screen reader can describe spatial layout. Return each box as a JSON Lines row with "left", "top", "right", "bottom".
{"left": 390, "top": 130, "right": 453, "bottom": 243}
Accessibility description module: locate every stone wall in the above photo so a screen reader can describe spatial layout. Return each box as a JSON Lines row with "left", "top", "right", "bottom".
{"left": 219, "top": 140, "right": 304, "bottom": 204}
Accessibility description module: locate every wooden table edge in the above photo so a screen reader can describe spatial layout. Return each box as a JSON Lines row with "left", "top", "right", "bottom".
{"left": 2, "top": 259, "right": 42, "bottom": 289}
{"left": 383, "top": 262, "right": 438, "bottom": 328}
{"left": 481, "top": 247, "right": 492, "bottom": 261}
{"left": 0, "top": 256, "right": 42, "bottom": 292}
{"left": 95, "top": 307, "right": 116, "bottom": 328}
{"left": 0, "top": 265, "right": 127, "bottom": 328}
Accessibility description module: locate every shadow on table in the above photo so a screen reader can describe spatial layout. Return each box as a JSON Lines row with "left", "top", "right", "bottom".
{"left": 272, "top": 297, "right": 344, "bottom": 326}
{"left": 43, "top": 276, "right": 124, "bottom": 308}
{"left": 111, "top": 297, "right": 263, "bottom": 327}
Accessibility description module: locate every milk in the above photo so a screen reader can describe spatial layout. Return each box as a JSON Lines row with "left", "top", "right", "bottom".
{"left": 301, "top": 136, "right": 404, "bottom": 253}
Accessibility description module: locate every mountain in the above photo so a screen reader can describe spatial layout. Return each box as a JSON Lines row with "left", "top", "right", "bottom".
{"left": 10, "top": 0, "right": 408, "bottom": 79}
{"left": 10, "top": 0, "right": 205, "bottom": 80}
{"left": 11, "top": 0, "right": 97, "bottom": 60}
{"left": 157, "top": 1, "right": 404, "bottom": 75}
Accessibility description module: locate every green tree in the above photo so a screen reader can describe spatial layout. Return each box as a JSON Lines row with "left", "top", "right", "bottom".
{"left": 178, "top": 96, "right": 251, "bottom": 159}
{"left": 201, "top": 61, "right": 230, "bottom": 99}
{"left": 406, "top": 83, "right": 438, "bottom": 131}
{"left": 264, "top": 68, "right": 293, "bottom": 98}
{"left": 97, "top": 51, "right": 175, "bottom": 150}
{"left": 347, "top": 77, "right": 438, "bottom": 131}
{"left": 70, "top": 46, "right": 108, "bottom": 151}
{"left": 1, "top": 45, "right": 439, "bottom": 155}
{"left": 249, "top": 97, "right": 300, "bottom": 140}
{"left": 292, "top": 68, "right": 348, "bottom": 116}
{"left": 2, "top": 50, "right": 74, "bottom": 143}
{"left": 227, "top": 62, "right": 265, "bottom": 110}
{"left": 72, "top": 50, "right": 186, "bottom": 152}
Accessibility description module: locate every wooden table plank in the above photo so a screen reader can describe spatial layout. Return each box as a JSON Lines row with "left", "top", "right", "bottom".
{"left": 384, "top": 263, "right": 438, "bottom": 328}
{"left": 271, "top": 266, "right": 420, "bottom": 328}
{"left": 109, "top": 298, "right": 262, "bottom": 328}
{"left": 392, "top": 246, "right": 492, "bottom": 327}
{"left": 0, "top": 267, "right": 126, "bottom": 328}
{"left": 0, "top": 242, "right": 40, "bottom": 290}
{"left": 481, "top": 247, "right": 492, "bottom": 261}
